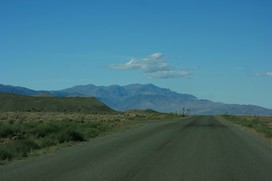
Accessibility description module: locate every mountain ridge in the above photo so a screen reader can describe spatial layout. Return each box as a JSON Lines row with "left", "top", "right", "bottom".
{"left": 0, "top": 83, "right": 272, "bottom": 115}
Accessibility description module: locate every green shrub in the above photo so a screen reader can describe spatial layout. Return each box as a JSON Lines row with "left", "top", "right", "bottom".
{"left": 0, "top": 139, "right": 39, "bottom": 161}
{"left": 0, "top": 122, "right": 25, "bottom": 139}
{"left": 0, "top": 148, "right": 12, "bottom": 160}
{"left": 79, "top": 122, "right": 108, "bottom": 138}
{"left": 57, "top": 129, "right": 85, "bottom": 143}
{"left": 86, "top": 128, "right": 100, "bottom": 138}
{"left": 32, "top": 122, "right": 60, "bottom": 138}
{"left": 0, "top": 125, "right": 14, "bottom": 138}
{"left": 8, "top": 139, "right": 39, "bottom": 158}
{"left": 38, "top": 138, "right": 57, "bottom": 148}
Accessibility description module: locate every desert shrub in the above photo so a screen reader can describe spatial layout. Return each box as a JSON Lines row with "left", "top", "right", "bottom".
{"left": 8, "top": 139, "right": 39, "bottom": 158}
{"left": 0, "top": 124, "right": 14, "bottom": 138}
{"left": 0, "top": 139, "right": 39, "bottom": 161}
{"left": 27, "top": 120, "right": 108, "bottom": 144}
{"left": 38, "top": 137, "right": 57, "bottom": 148}
{"left": 95, "top": 122, "right": 107, "bottom": 130}
{"left": 0, "top": 112, "right": 130, "bottom": 163}
{"left": 79, "top": 122, "right": 108, "bottom": 138}
{"left": 0, "top": 148, "right": 12, "bottom": 160}
{"left": 85, "top": 127, "right": 100, "bottom": 138}
{"left": 56, "top": 129, "right": 85, "bottom": 143}
{"left": 32, "top": 122, "right": 60, "bottom": 138}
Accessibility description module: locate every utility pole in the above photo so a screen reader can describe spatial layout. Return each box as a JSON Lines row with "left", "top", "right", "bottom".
{"left": 187, "top": 108, "right": 190, "bottom": 115}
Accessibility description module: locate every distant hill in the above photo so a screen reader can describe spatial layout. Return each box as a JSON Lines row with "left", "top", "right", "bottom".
{"left": 1, "top": 83, "right": 272, "bottom": 115}
{"left": 0, "top": 84, "right": 38, "bottom": 96}
{"left": 0, "top": 93, "right": 114, "bottom": 113}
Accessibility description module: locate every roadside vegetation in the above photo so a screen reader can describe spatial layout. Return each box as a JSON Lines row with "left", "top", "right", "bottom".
{"left": 223, "top": 115, "right": 272, "bottom": 138}
{"left": 0, "top": 111, "right": 178, "bottom": 165}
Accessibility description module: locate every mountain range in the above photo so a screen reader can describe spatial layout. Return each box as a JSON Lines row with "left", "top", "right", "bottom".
{"left": 1, "top": 83, "right": 272, "bottom": 115}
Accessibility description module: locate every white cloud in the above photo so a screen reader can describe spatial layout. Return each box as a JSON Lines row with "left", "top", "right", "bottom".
{"left": 264, "top": 72, "right": 272, "bottom": 76}
{"left": 147, "top": 70, "right": 188, "bottom": 79}
{"left": 110, "top": 53, "right": 188, "bottom": 79}
{"left": 256, "top": 72, "right": 272, "bottom": 76}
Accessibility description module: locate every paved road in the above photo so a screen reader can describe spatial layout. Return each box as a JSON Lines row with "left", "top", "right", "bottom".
{"left": 1, "top": 116, "right": 272, "bottom": 181}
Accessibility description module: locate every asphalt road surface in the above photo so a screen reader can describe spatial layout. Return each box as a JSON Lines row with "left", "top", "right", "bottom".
{"left": 1, "top": 116, "right": 272, "bottom": 181}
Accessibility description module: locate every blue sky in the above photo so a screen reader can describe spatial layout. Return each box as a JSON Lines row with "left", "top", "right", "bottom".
{"left": 1, "top": 0, "right": 272, "bottom": 108}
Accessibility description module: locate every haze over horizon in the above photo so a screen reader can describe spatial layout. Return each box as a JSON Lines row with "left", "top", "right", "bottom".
{"left": 1, "top": 0, "right": 272, "bottom": 109}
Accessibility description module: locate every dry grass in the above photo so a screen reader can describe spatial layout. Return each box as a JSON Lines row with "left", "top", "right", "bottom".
{"left": 0, "top": 111, "right": 176, "bottom": 123}
{"left": 223, "top": 115, "right": 272, "bottom": 138}
{"left": 0, "top": 112, "right": 122, "bottom": 123}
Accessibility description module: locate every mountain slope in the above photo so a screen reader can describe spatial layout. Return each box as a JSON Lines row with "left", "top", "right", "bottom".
{"left": 61, "top": 84, "right": 198, "bottom": 112}
{"left": 0, "top": 84, "right": 38, "bottom": 96}
{"left": 0, "top": 93, "right": 114, "bottom": 113}
{"left": 1, "top": 83, "right": 272, "bottom": 115}
{"left": 61, "top": 84, "right": 272, "bottom": 115}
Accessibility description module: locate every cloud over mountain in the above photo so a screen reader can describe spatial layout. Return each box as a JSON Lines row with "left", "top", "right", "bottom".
{"left": 110, "top": 53, "right": 188, "bottom": 79}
